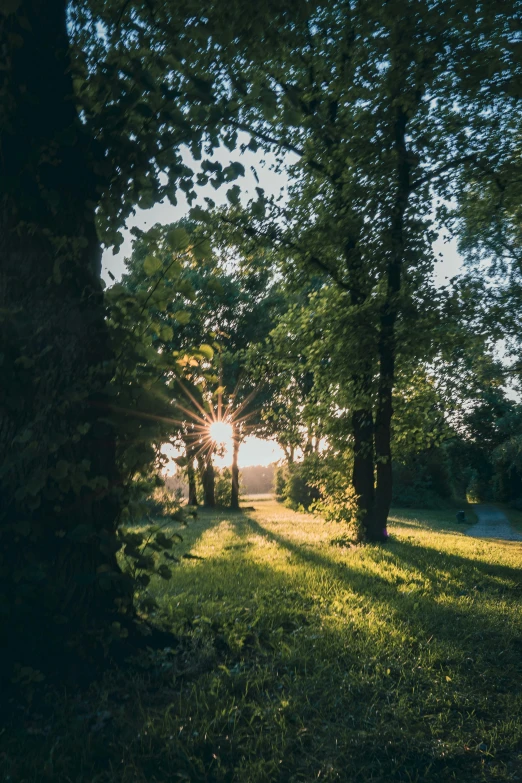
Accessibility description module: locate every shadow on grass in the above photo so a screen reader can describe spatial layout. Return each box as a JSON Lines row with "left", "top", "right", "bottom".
{"left": 218, "top": 512, "right": 522, "bottom": 663}
{"left": 6, "top": 508, "right": 522, "bottom": 783}
{"left": 155, "top": 512, "right": 522, "bottom": 781}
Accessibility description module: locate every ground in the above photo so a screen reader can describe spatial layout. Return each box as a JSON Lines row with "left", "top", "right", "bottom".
{"left": 3, "top": 500, "right": 522, "bottom": 782}
{"left": 466, "top": 505, "right": 522, "bottom": 542}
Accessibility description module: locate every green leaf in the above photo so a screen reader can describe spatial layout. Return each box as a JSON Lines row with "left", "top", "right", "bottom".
{"left": 161, "top": 325, "right": 174, "bottom": 341}
{"left": 143, "top": 255, "right": 162, "bottom": 275}
{"left": 189, "top": 205, "right": 211, "bottom": 223}
{"left": 0, "top": 0, "right": 22, "bottom": 15}
{"left": 53, "top": 460, "right": 69, "bottom": 480}
{"left": 173, "top": 311, "right": 191, "bottom": 325}
{"left": 192, "top": 238, "right": 212, "bottom": 261}
{"left": 226, "top": 185, "right": 241, "bottom": 205}
{"left": 197, "top": 344, "right": 214, "bottom": 360}
{"left": 165, "top": 259, "right": 182, "bottom": 280}
{"left": 166, "top": 227, "right": 190, "bottom": 250}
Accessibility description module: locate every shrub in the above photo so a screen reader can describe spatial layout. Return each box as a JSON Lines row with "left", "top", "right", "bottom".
{"left": 275, "top": 457, "right": 320, "bottom": 511}
{"left": 392, "top": 448, "right": 454, "bottom": 508}
{"left": 215, "top": 467, "right": 233, "bottom": 507}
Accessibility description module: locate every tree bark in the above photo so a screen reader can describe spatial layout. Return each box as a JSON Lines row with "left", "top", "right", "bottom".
{"left": 187, "top": 456, "right": 198, "bottom": 506}
{"left": 0, "top": 0, "right": 129, "bottom": 667}
{"left": 345, "top": 237, "right": 377, "bottom": 540}
{"left": 371, "top": 106, "right": 411, "bottom": 540}
{"left": 230, "top": 424, "right": 240, "bottom": 510}
{"left": 200, "top": 456, "right": 215, "bottom": 507}
{"left": 351, "top": 406, "right": 375, "bottom": 535}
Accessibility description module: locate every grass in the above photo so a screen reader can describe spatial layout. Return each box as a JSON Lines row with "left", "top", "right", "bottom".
{"left": 3, "top": 500, "right": 522, "bottom": 782}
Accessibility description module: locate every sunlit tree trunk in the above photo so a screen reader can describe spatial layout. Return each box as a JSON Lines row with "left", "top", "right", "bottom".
{"left": 0, "top": 0, "right": 129, "bottom": 667}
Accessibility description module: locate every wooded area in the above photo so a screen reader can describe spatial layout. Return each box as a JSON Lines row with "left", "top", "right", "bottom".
{"left": 1, "top": 1, "right": 522, "bottom": 780}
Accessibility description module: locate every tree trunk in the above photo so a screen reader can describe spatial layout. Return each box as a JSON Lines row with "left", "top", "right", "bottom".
{"left": 187, "top": 456, "right": 198, "bottom": 506}
{"left": 345, "top": 236, "right": 377, "bottom": 541}
{"left": 230, "top": 424, "right": 240, "bottom": 510}
{"left": 200, "top": 456, "right": 215, "bottom": 507}
{"left": 371, "top": 106, "right": 411, "bottom": 540}
{"left": 371, "top": 317, "right": 397, "bottom": 539}
{"left": 351, "top": 406, "right": 375, "bottom": 536}
{"left": 0, "top": 0, "right": 129, "bottom": 669}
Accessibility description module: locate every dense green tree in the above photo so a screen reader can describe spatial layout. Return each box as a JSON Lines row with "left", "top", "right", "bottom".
{"left": 201, "top": 0, "right": 522, "bottom": 538}
{"left": 0, "top": 0, "right": 275, "bottom": 666}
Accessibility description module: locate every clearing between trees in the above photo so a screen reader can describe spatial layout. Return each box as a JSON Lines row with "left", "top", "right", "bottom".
{"left": 4, "top": 500, "right": 522, "bottom": 782}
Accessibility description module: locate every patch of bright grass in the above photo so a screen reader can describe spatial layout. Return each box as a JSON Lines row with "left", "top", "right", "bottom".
{"left": 3, "top": 502, "right": 522, "bottom": 782}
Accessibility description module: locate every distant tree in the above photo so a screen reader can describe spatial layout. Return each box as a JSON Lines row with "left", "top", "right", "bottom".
{"left": 120, "top": 219, "right": 284, "bottom": 509}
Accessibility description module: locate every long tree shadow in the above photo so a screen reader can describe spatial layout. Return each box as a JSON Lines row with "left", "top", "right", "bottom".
{"left": 223, "top": 512, "right": 522, "bottom": 667}
{"left": 386, "top": 535, "right": 522, "bottom": 592}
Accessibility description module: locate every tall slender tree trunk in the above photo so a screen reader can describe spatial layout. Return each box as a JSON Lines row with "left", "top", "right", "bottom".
{"left": 200, "top": 456, "right": 215, "bottom": 507}
{"left": 230, "top": 424, "right": 240, "bottom": 510}
{"left": 0, "top": 0, "right": 129, "bottom": 667}
{"left": 371, "top": 106, "right": 411, "bottom": 540}
{"left": 187, "top": 456, "right": 198, "bottom": 506}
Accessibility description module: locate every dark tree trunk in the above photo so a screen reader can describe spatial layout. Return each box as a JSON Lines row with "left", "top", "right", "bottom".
{"left": 345, "top": 237, "right": 377, "bottom": 541}
{"left": 371, "top": 106, "right": 411, "bottom": 540}
{"left": 187, "top": 456, "right": 198, "bottom": 506}
{"left": 0, "top": 0, "right": 129, "bottom": 668}
{"left": 371, "top": 317, "right": 397, "bottom": 539}
{"left": 230, "top": 424, "right": 240, "bottom": 510}
{"left": 200, "top": 457, "right": 215, "bottom": 507}
{"left": 351, "top": 406, "right": 375, "bottom": 536}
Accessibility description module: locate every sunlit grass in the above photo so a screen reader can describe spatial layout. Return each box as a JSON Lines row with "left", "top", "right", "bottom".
{"left": 4, "top": 501, "right": 522, "bottom": 782}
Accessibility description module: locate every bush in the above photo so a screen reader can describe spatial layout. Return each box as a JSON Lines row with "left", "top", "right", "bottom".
{"left": 392, "top": 448, "right": 454, "bottom": 508}
{"left": 274, "top": 465, "right": 287, "bottom": 500}
{"left": 215, "top": 467, "right": 233, "bottom": 507}
{"left": 275, "top": 457, "right": 320, "bottom": 511}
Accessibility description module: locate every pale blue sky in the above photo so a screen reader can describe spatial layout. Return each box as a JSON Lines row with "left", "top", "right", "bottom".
{"left": 102, "top": 141, "right": 464, "bottom": 285}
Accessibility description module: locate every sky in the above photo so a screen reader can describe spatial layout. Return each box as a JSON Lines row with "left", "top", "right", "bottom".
{"left": 103, "top": 142, "right": 465, "bottom": 470}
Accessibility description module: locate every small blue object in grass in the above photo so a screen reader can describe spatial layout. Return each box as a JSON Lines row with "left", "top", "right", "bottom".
{"left": 456, "top": 510, "right": 466, "bottom": 524}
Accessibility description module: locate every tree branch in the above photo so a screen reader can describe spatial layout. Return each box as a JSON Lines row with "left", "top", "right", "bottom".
{"left": 411, "top": 154, "right": 478, "bottom": 190}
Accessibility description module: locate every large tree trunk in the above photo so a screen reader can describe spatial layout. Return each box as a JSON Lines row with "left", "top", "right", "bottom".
{"left": 0, "top": 0, "right": 129, "bottom": 669}
{"left": 230, "top": 424, "right": 240, "bottom": 510}
{"left": 345, "top": 237, "right": 377, "bottom": 541}
{"left": 372, "top": 106, "right": 411, "bottom": 540}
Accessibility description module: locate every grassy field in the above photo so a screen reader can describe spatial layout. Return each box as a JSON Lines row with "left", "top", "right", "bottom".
{"left": 3, "top": 500, "right": 522, "bottom": 782}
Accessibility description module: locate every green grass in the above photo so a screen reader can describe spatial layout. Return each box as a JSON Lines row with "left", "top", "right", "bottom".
{"left": 3, "top": 501, "right": 522, "bottom": 782}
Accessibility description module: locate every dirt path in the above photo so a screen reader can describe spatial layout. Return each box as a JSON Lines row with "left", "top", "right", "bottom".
{"left": 465, "top": 504, "right": 522, "bottom": 541}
